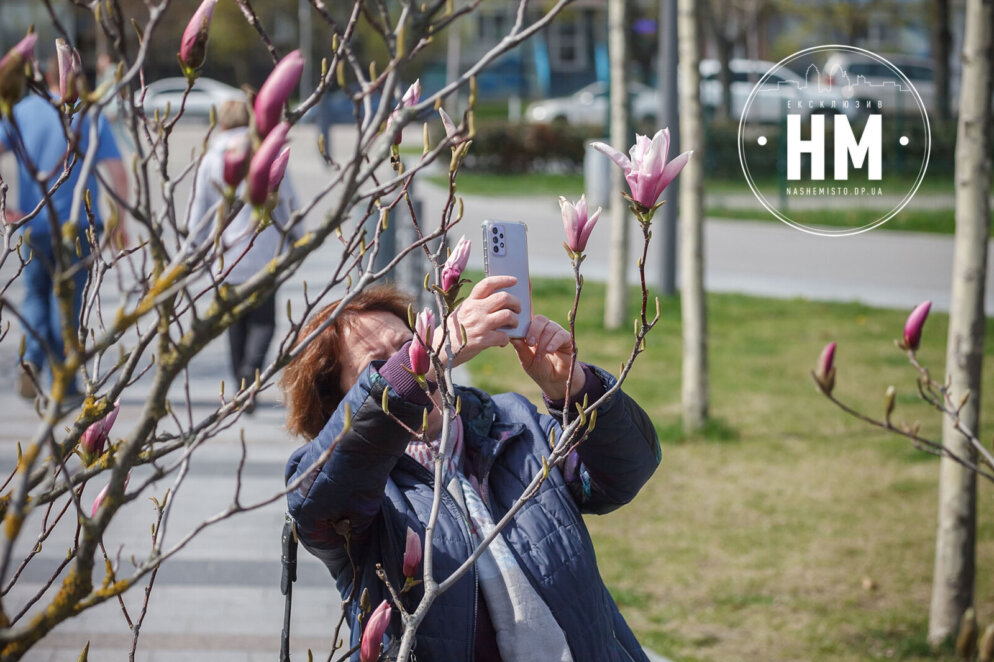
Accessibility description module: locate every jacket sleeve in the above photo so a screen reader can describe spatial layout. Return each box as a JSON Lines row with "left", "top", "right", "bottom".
{"left": 284, "top": 353, "right": 429, "bottom": 570}
{"left": 543, "top": 364, "right": 661, "bottom": 515}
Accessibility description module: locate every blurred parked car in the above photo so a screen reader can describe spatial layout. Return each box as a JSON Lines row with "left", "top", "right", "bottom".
{"left": 819, "top": 53, "right": 949, "bottom": 117}
{"left": 525, "top": 60, "right": 809, "bottom": 128}
{"left": 142, "top": 77, "right": 245, "bottom": 119}
{"left": 700, "top": 58, "right": 810, "bottom": 123}
{"left": 524, "top": 81, "right": 662, "bottom": 126}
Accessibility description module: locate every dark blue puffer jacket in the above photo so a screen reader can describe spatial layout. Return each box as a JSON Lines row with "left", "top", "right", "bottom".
{"left": 285, "top": 361, "right": 661, "bottom": 661}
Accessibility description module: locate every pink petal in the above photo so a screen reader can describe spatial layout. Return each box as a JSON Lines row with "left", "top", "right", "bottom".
{"left": 590, "top": 141, "right": 631, "bottom": 173}
{"left": 578, "top": 205, "right": 602, "bottom": 250}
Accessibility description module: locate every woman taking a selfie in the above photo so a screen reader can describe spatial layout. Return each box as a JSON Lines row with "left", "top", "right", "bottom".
{"left": 282, "top": 277, "right": 660, "bottom": 662}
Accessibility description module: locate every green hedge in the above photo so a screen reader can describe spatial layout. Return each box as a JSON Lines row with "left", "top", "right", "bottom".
{"left": 464, "top": 121, "right": 601, "bottom": 174}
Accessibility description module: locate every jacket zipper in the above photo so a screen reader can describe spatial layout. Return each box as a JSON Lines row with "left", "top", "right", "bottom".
{"left": 399, "top": 456, "right": 479, "bottom": 662}
{"left": 612, "top": 631, "right": 638, "bottom": 662}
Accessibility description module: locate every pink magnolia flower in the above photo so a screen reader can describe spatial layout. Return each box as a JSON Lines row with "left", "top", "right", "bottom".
{"left": 903, "top": 301, "right": 931, "bottom": 351}
{"left": 387, "top": 79, "right": 421, "bottom": 145}
{"left": 409, "top": 308, "right": 435, "bottom": 376}
{"left": 559, "top": 195, "right": 602, "bottom": 254}
{"left": 814, "top": 342, "right": 837, "bottom": 394}
{"left": 56, "top": 39, "right": 83, "bottom": 105}
{"left": 403, "top": 526, "right": 422, "bottom": 578}
{"left": 91, "top": 472, "right": 131, "bottom": 518}
{"left": 267, "top": 146, "right": 290, "bottom": 194}
{"left": 254, "top": 50, "right": 304, "bottom": 139}
{"left": 247, "top": 122, "right": 289, "bottom": 206}
{"left": 222, "top": 134, "right": 252, "bottom": 188}
{"left": 360, "top": 600, "right": 392, "bottom": 662}
{"left": 80, "top": 401, "right": 121, "bottom": 465}
{"left": 591, "top": 128, "right": 692, "bottom": 209}
{"left": 440, "top": 236, "right": 471, "bottom": 292}
{"left": 179, "top": 0, "right": 218, "bottom": 71}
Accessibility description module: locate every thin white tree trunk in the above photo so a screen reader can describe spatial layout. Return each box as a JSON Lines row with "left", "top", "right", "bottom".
{"left": 678, "top": 0, "right": 708, "bottom": 432}
{"left": 928, "top": 0, "right": 992, "bottom": 646}
{"left": 604, "top": 0, "right": 629, "bottom": 329}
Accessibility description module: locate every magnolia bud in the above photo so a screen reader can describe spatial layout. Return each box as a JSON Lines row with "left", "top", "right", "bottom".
{"left": 254, "top": 50, "right": 304, "bottom": 139}
{"left": 360, "top": 600, "right": 391, "bottom": 662}
{"left": 179, "top": 0, "right": 218, "bottom": 71}
{"left": 813, "top": 342, "right": 836, "bottom": 395}
{"left": 884, "top": 385, "right": 895, "bottom": 425}
{"left": 402, "top": 526, "right": 422, "bottom": 578}
{"left": 902, "top": 300, "right": 931, "bottom": 351}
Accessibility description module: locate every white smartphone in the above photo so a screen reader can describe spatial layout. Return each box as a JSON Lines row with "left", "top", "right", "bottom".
{"left": 481, "top": 220, "right": 532, "bottom": 338}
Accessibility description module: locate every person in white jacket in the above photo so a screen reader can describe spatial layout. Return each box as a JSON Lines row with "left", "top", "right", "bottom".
{"left": 185, "top": 100, "right": 300, "bottom": 409}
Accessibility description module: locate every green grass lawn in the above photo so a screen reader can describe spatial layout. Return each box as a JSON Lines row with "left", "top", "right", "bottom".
{"left": 465, "top": 275, "right": 994, "bottom": 662}
{"left": 425, "top": 172, "right": 982, "bottom": 235}
{"left": 706, "top": 206, "right": 994, "bottom": 235}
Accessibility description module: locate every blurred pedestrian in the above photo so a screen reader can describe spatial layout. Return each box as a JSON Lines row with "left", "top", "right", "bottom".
{"left": 0, "top": 56, "right": 129, "bottom": 402}
{"left": 185, "top": 99, "right": 300, "bottom": 410}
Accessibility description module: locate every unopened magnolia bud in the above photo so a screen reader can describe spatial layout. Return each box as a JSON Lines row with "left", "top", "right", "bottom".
{"left": 440, "top": 235, "right": 470, "bottom": 292}
{"left": 254, "top": 50, "right": 304, "bottom": 139}
{"left": 814, "top": 342, "right": 836, "bottom": 395}
{"left": 902, "top": 300, "right": 931, "bottom": 351}
{"left": 179, "top": 0, "right": 218, "bottom": 71}
{"left": 956, "top": 607, "right": 978, "bottom": 660}
{"left": 360, "top": 587, "right": 371, "bottom": 614}
{"left": 360, "top": 600, "right": 391, "bottom": 662}
{"left": 978, "top": 623, "right": 994, "bottom": 662}
{"left": 402, "top": 526, "right": 422, "bottom": 578}
{"left": 884, "top": 385, "right": 895, "bottom": 425}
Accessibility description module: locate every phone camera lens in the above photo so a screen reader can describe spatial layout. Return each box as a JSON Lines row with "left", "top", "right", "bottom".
{"left": 500, "top": 242, "right": 504, "bottom": 248}
{"left": 492, "top": 227, "right": 498, "bottom": 235}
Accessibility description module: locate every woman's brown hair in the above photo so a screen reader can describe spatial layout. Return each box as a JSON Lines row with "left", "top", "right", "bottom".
{"left": 281, "top": 286, "right": 411, "bottom": 440}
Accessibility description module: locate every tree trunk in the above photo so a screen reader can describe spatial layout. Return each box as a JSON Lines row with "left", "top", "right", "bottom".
{"left": 678, "top": 0, "right": 708, "bottom": 433}
{"left": 931, "top": 0, "right": 953, "bottom": 122}
{"left": 604, "top": 0, "right": 629, "bottom": 330}
{"left": 928, "top": 0, "right": 992, "bottom": 646}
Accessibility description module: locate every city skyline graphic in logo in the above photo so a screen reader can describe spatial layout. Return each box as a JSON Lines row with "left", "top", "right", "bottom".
{"left": 737, "top": 45, "right": 931, "bottom": 237}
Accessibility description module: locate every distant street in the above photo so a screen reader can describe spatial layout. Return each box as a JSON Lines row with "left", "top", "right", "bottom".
{"left": 0, "top": 119, "right": 990, "bottom": 660}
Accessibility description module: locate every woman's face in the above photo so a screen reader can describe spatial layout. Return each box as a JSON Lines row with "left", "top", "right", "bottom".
{"left": 338, "top": 310, "right": 411, "bottom": 393}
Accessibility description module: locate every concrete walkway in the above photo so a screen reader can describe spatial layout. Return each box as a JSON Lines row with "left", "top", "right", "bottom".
{"left": 1, "top": 121, "right": 988, "bottom": 661}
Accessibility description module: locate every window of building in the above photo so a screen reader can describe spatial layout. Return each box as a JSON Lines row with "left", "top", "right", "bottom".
{"left": 548, "top": 18, "right": 587, "bottom": 72}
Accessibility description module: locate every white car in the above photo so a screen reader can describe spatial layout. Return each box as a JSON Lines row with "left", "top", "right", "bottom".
{"left": 525, "top": 60, "right": 809, "bottom": 127}
{"left": 818, "top": 53, "right": 944, "bottom": 117}
{"left": 700, "top": 58, "right": 811, "bottom": 123}
{"left": 524, "top": 81, "right": 662, "bottom": 127}
{"left": 142, "top": 77, "right": 245, "bottom": 119}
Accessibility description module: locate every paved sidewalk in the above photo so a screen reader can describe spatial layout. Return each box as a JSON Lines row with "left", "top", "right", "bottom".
{"left": 1, "top": 120, "right": 987, "bottom": 661}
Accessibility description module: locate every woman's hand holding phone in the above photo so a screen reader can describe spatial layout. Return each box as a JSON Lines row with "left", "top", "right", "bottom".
{"left": 511, "top": 315, "right": 586, "bottom": 401}
{"left": 437, "top": 276, "right": 521, "bottom": 368}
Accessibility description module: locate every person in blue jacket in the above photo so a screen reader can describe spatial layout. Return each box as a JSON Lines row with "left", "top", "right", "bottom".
{"left": 0, "top": 57, "right": 129, "bottom": 401}
{"left": 282, "top": 277, "right": 661, "bottom": 662}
